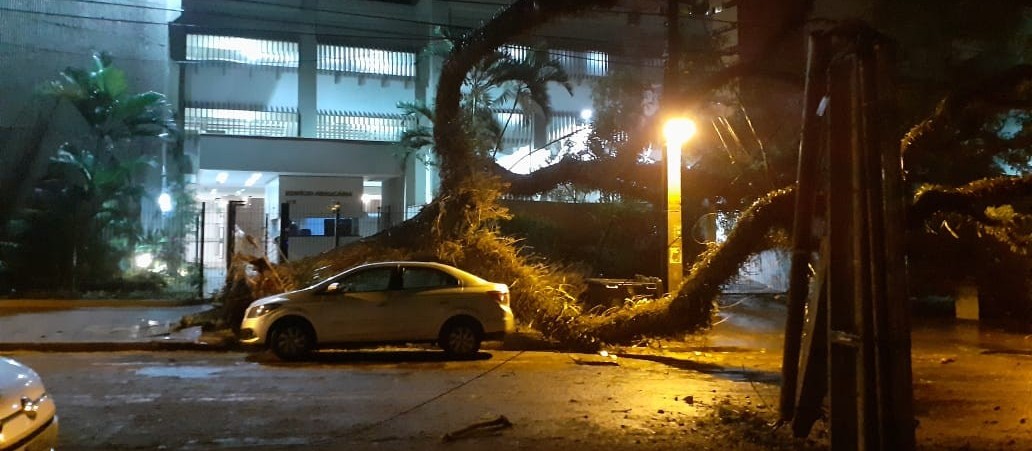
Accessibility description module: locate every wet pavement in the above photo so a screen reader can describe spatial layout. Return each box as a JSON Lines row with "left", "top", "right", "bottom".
{"left": 0, "top": 296, "right": 1030, "bottom": 449}
{"left": 9, "top": 349, "right": 796, "bottom": 450}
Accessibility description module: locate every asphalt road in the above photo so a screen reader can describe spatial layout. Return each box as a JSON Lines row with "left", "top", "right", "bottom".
{"left": 7, "top": 349, "right": 801, "bottom": 451}
{"left": 3, "top": 298, "right": 1031, "bottom": 449}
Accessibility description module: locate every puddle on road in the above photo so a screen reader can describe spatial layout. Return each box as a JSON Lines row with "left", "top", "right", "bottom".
{"left": 135, "top": 366, "right": 224, "bottom": 379}
{"left": 181, "top": 437, "right": 310, "bottom": 449}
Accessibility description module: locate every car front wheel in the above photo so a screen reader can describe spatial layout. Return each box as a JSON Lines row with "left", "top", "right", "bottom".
{"left": 269, "top": 320, "right": 314, "bottom": 361}
{"left": 439, "top": 320, "right": 482, "bottom": 357}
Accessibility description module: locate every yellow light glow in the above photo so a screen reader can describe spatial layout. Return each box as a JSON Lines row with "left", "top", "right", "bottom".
{"left": 663, "top": 117, "right": 697, "bottom": 146}
{"left": 667, "top": 141, "right": 682, "bottom": 195}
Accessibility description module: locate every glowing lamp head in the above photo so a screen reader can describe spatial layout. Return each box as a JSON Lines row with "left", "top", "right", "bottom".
{"left": 157, "top": 192, "right": 173, "bottom": 213}
{"left": 134, "top": 252, "right": 154, "bottom": 269}
{"left": 663, "top": 118, "right": 697, "bottom": 146}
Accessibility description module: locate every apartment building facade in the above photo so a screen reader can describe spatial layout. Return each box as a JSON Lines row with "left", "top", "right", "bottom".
{"left": 2, "top": 0, "right": 736, "bottom": 293}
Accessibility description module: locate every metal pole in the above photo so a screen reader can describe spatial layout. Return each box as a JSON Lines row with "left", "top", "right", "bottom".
{"left": 666, "top": 140, "right": 683, "bottom": 293}
{"left": 827, "top": 53, "right": 861, "bottom": 450}
{"left": 781, "top": 31, "right": 831, "bottom": 425}
{"left": 280, "top": 202, "right": 290, "bottom": 260}
{"left": 333, "top": 201, "right": 341, "bottom": 248}
{"left": 198, "top": 202, "right": 205, "bottom": 300}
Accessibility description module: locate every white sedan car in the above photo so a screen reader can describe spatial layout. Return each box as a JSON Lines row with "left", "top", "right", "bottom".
{"left": 240, "top": 261, "right": 515, "bottom": 360}
{"left": 0, "top": 357, "right": 58, "bottom": 451}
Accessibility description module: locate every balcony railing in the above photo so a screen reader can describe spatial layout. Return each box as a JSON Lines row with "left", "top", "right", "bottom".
{"left": 317, "top": 111, "right": 414, "bottom": 142}
{"left": 184, "top": 105, "right": 299, "bottom": 137}
{"left": 318, "top": 45, "right": 416, "bottom": 78}
{"left": 185, "top": 104, "right": 415, "bottom": 142}
{"left": 186, "top": 34, "right": 299, "bottom": 67}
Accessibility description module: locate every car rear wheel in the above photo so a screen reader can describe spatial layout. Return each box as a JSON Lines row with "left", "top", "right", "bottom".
{"left": 439, "top": 319, "right": 482, "bottom": 357}
{"left": 269, "top": 320, "right": 314, "bottom": 361}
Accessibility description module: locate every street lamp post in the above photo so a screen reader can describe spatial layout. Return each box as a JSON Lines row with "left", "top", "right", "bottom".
{"left": 663, "top": 118, "right": 696, "bottom": 294}
{"left": 332, "top": 201, "right": 342, "bottom": 248}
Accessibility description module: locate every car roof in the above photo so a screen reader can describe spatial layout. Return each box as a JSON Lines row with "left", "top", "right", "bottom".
{"left": 350, "top": 261, "right": 490, "bottom": 285}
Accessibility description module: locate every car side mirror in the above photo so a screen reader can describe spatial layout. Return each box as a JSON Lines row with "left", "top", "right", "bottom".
{"left": 324, "top": 282, "right": 344, "bottom": 294}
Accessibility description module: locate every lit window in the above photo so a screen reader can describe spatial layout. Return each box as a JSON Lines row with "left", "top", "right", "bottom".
{"left": 186, "top": 34, "right": 298, "bottom": 67}
{"left": 318, "top": 45, "right": 416, "bottom": 77}
{"left": 503, "top": 45, "right": 529, "bottom": 62}
{"left": 585, "top": 51, "right": 608, "bottom": 77}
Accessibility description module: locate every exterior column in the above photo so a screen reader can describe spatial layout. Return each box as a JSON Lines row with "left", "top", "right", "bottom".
{"left": 404, "top": 0, "right": 444, "bottom": 216}
{"left": 298, "top": 34, "right": 318, "bottom": 138}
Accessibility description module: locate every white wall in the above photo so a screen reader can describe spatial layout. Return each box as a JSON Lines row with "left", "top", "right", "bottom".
{"left": 1, "top": 0, "right": 181, "bottom": 127}
{"left": 0, "top": 0, "right": 181, "bottom": 233}
{"left": 197, "top": 135, "right": 404, "bottom": 177}
{"left": 187, "top": 65, "right": 298, "bottom": 109}
{"left": 316, "top": 73, "right": 415, "bottom": 113}
{"left": 280, "top": 175, "right": 364, "bottom": 219}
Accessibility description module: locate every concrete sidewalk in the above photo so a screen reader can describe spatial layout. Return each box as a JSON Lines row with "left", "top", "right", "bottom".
{"left": 0, "top": 300, "right": 221, "bottom": 351}
{"left": 0, "top": 296, "right": 782, "bottom": 354}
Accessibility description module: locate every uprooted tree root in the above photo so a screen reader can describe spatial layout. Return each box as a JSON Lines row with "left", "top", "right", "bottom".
{"left": 214, "top": 179, "right": 797, "bottom": 352}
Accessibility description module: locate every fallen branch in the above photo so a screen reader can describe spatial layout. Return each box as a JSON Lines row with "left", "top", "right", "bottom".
{"left": 441, "top": 415, "right": 514, "bottom": 442}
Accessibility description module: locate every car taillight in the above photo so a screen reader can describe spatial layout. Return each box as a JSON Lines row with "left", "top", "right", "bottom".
{"left": 488, "top": 289, "right": 510, "bottom": 307}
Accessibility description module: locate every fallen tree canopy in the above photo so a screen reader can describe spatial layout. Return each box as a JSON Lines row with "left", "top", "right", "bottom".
{"left": 220, "top": 171, "right": 1029, "bottom": 351}
{"left": 210, "top": 3, "right": 1032, "bottom": 350}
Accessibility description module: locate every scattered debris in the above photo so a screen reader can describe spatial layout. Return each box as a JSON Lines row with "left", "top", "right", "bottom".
{"left": 684, "top": 395, "right": 695, "bottom": 405}
{"left": 570, "top": 357, "right": 619, "bottom": 366}
{"left": 940, "top": 357, "right": 956, "bottom": 364}
{"left": 441, "top": 415, "right": 513, "bottom": 443}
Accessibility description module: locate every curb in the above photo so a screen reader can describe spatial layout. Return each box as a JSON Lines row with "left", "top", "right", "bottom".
{"left": 0, "top": 341, "right": 238, "bottom": 353}
{"left": 0, "top": 299, "right": 211, "bottom": 309}
{"left": 0, "top": 333, "right": 559, "bottom": 354}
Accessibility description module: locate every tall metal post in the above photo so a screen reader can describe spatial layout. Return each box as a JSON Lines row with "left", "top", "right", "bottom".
{"left": 782, "top": 27, "right": 915, "bottom": 451}
{"left": 666, "top": 140, "right": 683, "bottom": 292}
{"left": 196, "top": 203, "right": 204, "bottom": 300}
{"left": 662, "top": 118, "right": 695, "bottom": 293}
{"left": 279, "top": 202, "right": 290, "bottom": 260}
{"left": 332, "top": 201, "right": 341, "bottom": 248}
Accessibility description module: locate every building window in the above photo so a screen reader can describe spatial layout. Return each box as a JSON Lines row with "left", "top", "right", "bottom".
{"left": 549, "top": 49, "right": 609, "bottom": 78}
{"left": 318, "top": 44, "right": 415, "bottom": 77}
{"left": 502, "top": 45, "right": 529, "bottom": 62}
{"left": 186, "top": 34, "right": 299, "bottom": 67}
{"left": 585, "top": 51, "right": 609, "bottom": 77}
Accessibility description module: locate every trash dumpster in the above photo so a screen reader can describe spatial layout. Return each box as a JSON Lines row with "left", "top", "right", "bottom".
{"left": 582, "top": 277, "right": 662, "bottom": 308}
